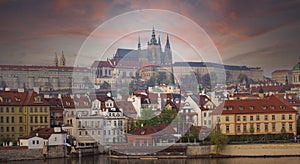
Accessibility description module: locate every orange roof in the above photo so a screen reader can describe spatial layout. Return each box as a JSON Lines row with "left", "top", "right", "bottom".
{"left": 0, "top": 90, "right": 49, "bottom": 106}
{"left": 217, "top": 95, "right": 297, "bottom": 115}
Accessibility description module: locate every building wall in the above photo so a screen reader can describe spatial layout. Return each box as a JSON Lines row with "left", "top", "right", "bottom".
{"left": 219, "top": 113, "right": 297, "bottom": 135}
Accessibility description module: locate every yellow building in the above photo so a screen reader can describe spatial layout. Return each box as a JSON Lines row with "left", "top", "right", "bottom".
{"left": 0, "top": 90, "right": 50, "bottom": 142}
{"left": 215, "top": 95, "right": 297, "bottom": 136}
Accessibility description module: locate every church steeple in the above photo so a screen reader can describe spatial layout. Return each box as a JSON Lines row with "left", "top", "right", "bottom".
{"left": 150, "top": 26, "right": 157, "bottom": 45}
{"left": 54, "top": 52, "right": 58, "bottom": 67}
{"left": 138, "top": 36, "right": 141, "bottom": 50}
{"left": 158, "top": 35, "right": 161, "bottom": 46}
{"left": 165, "top": 34, "right": 170, "bottom": 49}
{"left": 60, "top": 51, "right": 66, "bottom": 66}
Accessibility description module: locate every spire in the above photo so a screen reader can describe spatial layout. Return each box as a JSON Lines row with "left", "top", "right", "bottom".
{"left": 165, "top": 34, "right": 170, "bottom": 49}
{"left": 138, "top": 35, "right": 141, "bottom": 50}
{"left": 54, "top": 52, "right": 58, "bottom": 67}
{"left": 150, "top": 26, "right": 157, "bottom": 44}
{"left": 158, "top": 35, "right": 161, "bottom": 46}
{"left": 60, "top": 51, "right": 66, "bottom": 66}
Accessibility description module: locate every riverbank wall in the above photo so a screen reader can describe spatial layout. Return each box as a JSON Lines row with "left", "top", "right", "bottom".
{"left": 186, "top": 144, "right": 300, "bottom": 157}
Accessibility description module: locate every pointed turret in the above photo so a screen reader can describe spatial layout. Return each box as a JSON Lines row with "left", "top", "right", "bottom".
{"left": 60, "top": 51, "right": 66, "bottom": 66}
{"left": 54, "top": 52, "right": 58, "bottom": 67}
{"left": 138, "top": 36, "right": 141, "bottom": 50}
{"left": 158, "top": 35, "right": 161, "bottom": 46}
{"left": 150, "top": 26, "right": 157, "bottom": 45}
{"left": 165, "top": 34, "right": 170, "bottom": 49}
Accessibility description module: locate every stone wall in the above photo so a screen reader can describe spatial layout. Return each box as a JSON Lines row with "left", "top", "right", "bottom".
{"left": 0, "top": 147, "right": 43, "bottom": 161}
{"left": 187, "top": 144, "right": 300, "bottom": 157}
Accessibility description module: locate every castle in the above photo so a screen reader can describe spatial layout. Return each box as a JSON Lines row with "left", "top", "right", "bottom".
{"left": 112, "top": 27, "right": 173, "bottom": 66}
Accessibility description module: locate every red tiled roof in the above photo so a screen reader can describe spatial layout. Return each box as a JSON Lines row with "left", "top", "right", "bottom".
{"left": 0, "top": 90, "right": 49, "bottom": 106}
{"left": 91, "top": 61, "right": 114, "bottom": 68}
{"left": 217, "top": 95, "right": 297, "bottom": 115}
{"left": 20, "top": 127, "right": 66, "bottom": 140}
{"left": 115, "top": 101, "right": 137, "bottom": 116}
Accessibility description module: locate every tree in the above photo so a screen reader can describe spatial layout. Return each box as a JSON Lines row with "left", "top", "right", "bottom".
{"left": 136, "top": 107, "right": 159, "bottom": 127}
{"left": 209, "top": 128, "right": 228, "bottom": 154}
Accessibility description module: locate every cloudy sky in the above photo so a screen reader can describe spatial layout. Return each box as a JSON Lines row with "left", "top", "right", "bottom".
{"left": 0, "top": 0, "right": 299, "bottom": 77}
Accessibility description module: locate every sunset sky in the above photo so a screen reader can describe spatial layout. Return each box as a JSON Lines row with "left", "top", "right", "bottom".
{"left": 0, "top": 0, "right": 299, "bottom": 77}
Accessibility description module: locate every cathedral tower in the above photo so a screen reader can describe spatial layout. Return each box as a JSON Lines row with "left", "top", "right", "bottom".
{"left": 60, "top": 51, "right": 66, "bottom": 66}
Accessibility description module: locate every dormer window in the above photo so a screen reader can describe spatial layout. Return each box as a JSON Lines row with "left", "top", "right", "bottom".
{"left": 15, "top": 97, "right": 21, "bottom": 102}
{"left": 34, "top": 96, "right": 41, "bottom": 103}
{"left": 239, "top": 106, "right": 244, "bottom": 110}
{"left": 270, "top": 106, "right": 275, "bottom": 110}
{"left": 66, "top": 101, "right": 70, "bottom": 106}
{"left": 280, "top": 105, "right": 286, "bottom": 110}
{"left": 249, "top": 106, "right": 254, "bottom": 110}
{"left": 262, "top": 106, "right": 267, "bottom": 110}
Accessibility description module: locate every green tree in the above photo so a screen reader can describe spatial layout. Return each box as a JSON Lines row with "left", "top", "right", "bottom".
{"left": 136, "top": 107, "right": 159, "bottom": 127}
{"left": 209, "top": 128, "right": 228, "bottom": 154}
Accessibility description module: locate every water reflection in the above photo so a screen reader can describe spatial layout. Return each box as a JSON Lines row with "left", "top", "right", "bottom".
{"left": 3, "top": 155, "right": 300, "bottom": 164}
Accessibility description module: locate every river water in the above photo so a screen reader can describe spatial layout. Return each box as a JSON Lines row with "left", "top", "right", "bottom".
{"left": 3, "top": 155, "right": 300, "bottom": 164}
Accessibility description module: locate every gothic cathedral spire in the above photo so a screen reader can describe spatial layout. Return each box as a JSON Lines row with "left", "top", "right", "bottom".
{"left": 60, "top": 51, "right": 66, "bottom": 66}
{"left": 54, "top": 52, "right": 58, "bottom": 67}
{"left": 138, "top": 35, "right": 141, "bottom": 50}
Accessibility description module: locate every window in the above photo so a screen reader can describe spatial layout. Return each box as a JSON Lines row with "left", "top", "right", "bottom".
{"left": 19, "top": 127, "right": 23, "bottom": 132}
{"left": 225, "top": 116, "right": 229, "bottom": 122}
{"left": 6, "top": 116, "right": 9, "bottom": 123}
{"left": 226, "top": 125, "right": 229, "bottom": 133}
{"left": 34, "top": 107, "right": 37, "bottom": 112}
{"left": 40, "top": 107, "right": 43, "bottom": 113}
{"left": 272, "top": 115, "right": 275, "bottom": 120}
{"left": 237, "top": 125, "right": 241, "bottom": 132}
{"left": 79, "top": 131, "right": 82, "bottom": 136}
{"left": 30, "top": 107, "right": 33, "bottom": 113}
{"left": 44, "top": 107, "right": 47, "bottom": 113}
{"left": 249, "top": 106, "right": 254, "bottom": 110}
{"left": 239, "top": 106, "right": 244, "bottom": 110}
{"left": 289, "top": 123, "right": 293, "bottom": 131}
{"left": 44, "top": 116, "right": 47, "bottom": 123}
{"left": 270, "top": 106, "right": 275, "bottom": 110}
{"left": 11, "top": 127, "right": 14, "bottom": 132}
{"left": 32, "top": 140, "right": 35, "bottom": 144}
{"left": 40, "top": 116, "right": 43, "bottom": 123}
{"left": 35, "top": 116, "right": 38, "bottom": 123}
{"left": 264, "top": 115, "right": 268, "bottom": 121}
{"left": 0, "top": 107, "right": 2, "bottom": 112}
{"left": 282, "top": 123, "right": 285, "bottom": 130}
{"left": 250, "top": 116, "right": 253, "bottom": 121}
{"left": 0, "top": 116, "right": 3, "bottom": 123}
{"left": 280, "top": 105, "right": 286, "bottom": 110}
{"left": 265, "top": 124, "right": 268, "bottom": 131}
{"left": 237, "top": 116, "right": 241, "bottom": 121}
{"left": 114, "top": 121, "right": 117, "bottom": 126}
{"left": 256, "top": 115, "right": 260, "bottom": 121}
{"left": 6, "top": 127, "right": 9, "bottom": 132}
{"left": 11, "top": 107, "right": 14, "bottom": 113}
{"left": 289, "top": 114, "right": 293, "bottom": 120}
{"left": 11, "top": 116, "right": 14, "bottom": 123}
{"left": 243, "top": 125, "right": 247, "bottom": 132}
{"left": 272, "top": 123, "right": 276, "bottom": 131}
{"left": 30, "top": 117, "right": 33, "bottom": 123}
{"left": 256, "top": 124, "right": 260, "bottom": 132}
{"left": 37, "top": 140, "right": 39, "bottom": 144}
{"left": 243, "top": 116, "right": 246, "bottom": 121}
{"left": 19, "top": 107, "right": 22, "bottom": 113}
{"left": 0, "top": 127, "right": 3, "bottom": 132}
{"left": 204, "top": 120, "right": 207, "bottom": 125}
{"left": 282, "top": 115, "right": 285, "bottom": 120}
{"left": 262, "top": 106, "right": 267, "bottom": 110}
{"left": 118, "top": 121, "right": 123, "bottom": 126}
{"left": 6, "top": 107, "right": 9, "bottom": 113}
{"left": 204, "top": 113, "right": 207, "bottom": 117}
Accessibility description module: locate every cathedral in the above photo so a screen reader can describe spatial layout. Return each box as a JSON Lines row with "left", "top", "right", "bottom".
{"left": 112, "top": 27, "right": 173, "bottom": 66}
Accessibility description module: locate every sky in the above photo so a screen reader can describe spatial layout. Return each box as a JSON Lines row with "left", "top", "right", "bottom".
{"left": 0, "top": 0, "right": 300, "bottom": 77}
